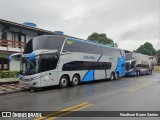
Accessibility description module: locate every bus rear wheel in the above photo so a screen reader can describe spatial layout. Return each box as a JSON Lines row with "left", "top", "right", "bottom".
{"left": 71, "top": 75, "right": 80, "bottom": 86}
{"left": 136, "top": 71, "right": 140, "bottom": 76}
{"left": 110, "top": 72, "right": 115, "bottom": 81}
{"left": 114, "top": 72, "right": 119, "bottom": 80}
{"left": 148, "top": 70, "right": 152, "bottom": 75}
{"left": 59, "top": 75, "right": 69, "bottom": 88}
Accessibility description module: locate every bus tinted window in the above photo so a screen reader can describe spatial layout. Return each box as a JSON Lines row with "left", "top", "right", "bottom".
{"left": 62, "top": 61, "right": 83, "bottom": 71}
{"left": 62, "top": 61, "right": 111, "bottom": 71}
{"left": 92, "top": 62, "right": 111, "bottom": 70}
{"left": 23, "top": 39, "right": 33, "bottom": 54}
{"left": 41, "top": 54, "right": 58, "bottom": 72}
{"left": 130, "top": 61, "right": 136, "bottom": 69}
{"left": 32, "top": 36, "right": 65, "bottom": 55}
{"left": 63, "top": 39, "right": 81, "bottom": 53}
{"left": 63, "top": 38, "right": 121, "bottom": 58}
{"left": 136, "top": 64, "right": 149, "bottom": 69}
{"left": 126, "top": 62, "right": 130, "bottom": 70}
{"left": 83, "top": 62, "right": 93, "bottom": 70}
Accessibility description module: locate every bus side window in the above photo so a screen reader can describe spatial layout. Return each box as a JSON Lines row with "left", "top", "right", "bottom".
{"left": 41, "top": 54, "right": 58, "bottom": 72}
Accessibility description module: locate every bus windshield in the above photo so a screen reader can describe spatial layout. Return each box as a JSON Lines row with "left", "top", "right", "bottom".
{"left": 126, "top": 62, "right": 130, "bottom": 70}
{"left": 20, "top": 56, "right": 40, "bottom": 75}
{"left": 20, "top": 53, "right": 59, "bottom": 75}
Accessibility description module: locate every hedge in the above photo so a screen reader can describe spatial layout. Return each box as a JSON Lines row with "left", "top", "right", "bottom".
{"left": 0, "top": 71, "right": 20, "bottom": 78}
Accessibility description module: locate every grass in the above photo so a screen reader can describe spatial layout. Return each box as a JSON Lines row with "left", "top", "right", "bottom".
{"left": 154, "top": 66, "right": 160, "bottom": 72}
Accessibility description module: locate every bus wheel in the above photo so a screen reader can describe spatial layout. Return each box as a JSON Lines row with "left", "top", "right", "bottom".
{"left": 136, "top": 71, "right": 139, "bottom": 77}
{"left": 134, "top": 72, "right": 137, "bottom": 77}
{"left": 71, "top": 75, "right": 80, "bottom": 86}
{"left": 115, "top": 72, "right": 119, "bottom": 80}
{"left": 59, "top": 75, "right": 69, "bottom": 88}
{"left": 110, "top": 72, "right": 114, "bottom": 81}
{"left": 149, "top": 70, "right": 152, "bottom": 75}
{"left": 137, "top": 71, "right": 140, "bottom": 76}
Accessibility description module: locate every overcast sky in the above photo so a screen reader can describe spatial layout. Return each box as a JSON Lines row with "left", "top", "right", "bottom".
{"left": 0, "top": 0, "right": 159, "bottom": 50}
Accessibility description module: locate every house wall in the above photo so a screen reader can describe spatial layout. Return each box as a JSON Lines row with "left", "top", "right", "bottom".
{"left": 10, "top": 57, "right": 20, "bottom": 71}
{"left": 0, "top": 23, "right": 39, "bottom": 71}
{"left": 8, "top": 26, "right": 38, "bottom": 42}
{"left": 0, "top": 52, "right": 20, "bottom": 71}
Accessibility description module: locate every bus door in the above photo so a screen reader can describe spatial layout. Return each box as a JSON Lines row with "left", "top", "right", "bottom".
{"left": 40, "top": 53, "right": 59, "bottom": 86}
{"left": 116, "top": 57, "right": 125, "bottom": 77}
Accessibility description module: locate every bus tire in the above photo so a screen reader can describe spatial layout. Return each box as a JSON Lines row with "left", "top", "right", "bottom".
{"left": 59, "top": 75, "right": 69, "bottom": 88}
{"left": 134, "top": 72, "right": 137, "bottom": 77}
{"left": 115, "top": 72, "right": 119, "bottom": 80}
{"left": 149, "top": 70, "right": 152, "bottom": 75}
{"left": 71, "top": 75, "right": 80, "bottom": 86}
{"left": 136, "top": 71, "right": 139, "bottom": 77}
{"left": 110, "top": 72, "right": 115, "bottom": 81}
{"left": 137, "top": 71, "right": 140, "bottom": 76}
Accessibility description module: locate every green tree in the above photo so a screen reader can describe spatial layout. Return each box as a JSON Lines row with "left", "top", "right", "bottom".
{"left": 157, "top": 49, "right": 160, "bottom": 63}
{"left": 87, "top": 32, "right": 114, "bottom": 45}
{"left": 135, "top": 42, "right": 156, "bottom": 56}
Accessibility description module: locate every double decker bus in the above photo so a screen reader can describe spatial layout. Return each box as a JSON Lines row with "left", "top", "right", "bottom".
{"left": 125, "top": 52, "right": 154, "bottom": 76}
{"left": 10, "top": 35, "right": 126, "bottom": 88}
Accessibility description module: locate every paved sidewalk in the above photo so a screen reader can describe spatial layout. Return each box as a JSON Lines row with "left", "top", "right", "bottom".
{"left": 0, "top": 78, "right": 28, "bottom": 94}
{"left": 0, "top": 78, "right": 19, "bottom": 86}
{"left": 0, "top": 83, "right": 27, "bottom": 94}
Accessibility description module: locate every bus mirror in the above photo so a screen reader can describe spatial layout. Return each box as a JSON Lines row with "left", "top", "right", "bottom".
{"left": 8, "top": 55, "right": 12, "bottom": 62}
{"left": 29, "top": 52, "right": 35, "bottom": 62}
{"left": 8, "top": 53, "right": 22, "bottom": 62}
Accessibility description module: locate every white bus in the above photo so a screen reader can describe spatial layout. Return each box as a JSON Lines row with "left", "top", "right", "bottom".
{"left": 125, "top": 52, "right": 154, "bottom": 76}
{"left": 10, "top": 35, "right": 126, "bottom": 88}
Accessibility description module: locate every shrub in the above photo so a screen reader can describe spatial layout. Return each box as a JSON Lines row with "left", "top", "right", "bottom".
{"left": 0, "top": 71, "right": 20, "bottom": 78}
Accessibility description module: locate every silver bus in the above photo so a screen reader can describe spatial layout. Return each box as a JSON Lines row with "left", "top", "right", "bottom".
{"left": 125, "top": 52, "right": 154, "bottom": 76}
{"left": 10, "top": 35, "right": 126, "bottom": 88}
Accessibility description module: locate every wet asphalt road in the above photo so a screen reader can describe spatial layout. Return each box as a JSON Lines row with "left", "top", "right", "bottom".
{"left": 0, "top": 72, "right": 160, "bottom": 120}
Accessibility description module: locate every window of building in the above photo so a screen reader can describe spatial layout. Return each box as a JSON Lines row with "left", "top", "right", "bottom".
{"left": 1, "top": 32, "right": 7, "bottom": 47}
{"left": 11, "top": 32, "right": 26, "bottom": 48}
{"left": 12, "top": 32, "right": 18, "bottom": 48}
{"left": 0, "top": 58, "right": 9, "bottom": 70}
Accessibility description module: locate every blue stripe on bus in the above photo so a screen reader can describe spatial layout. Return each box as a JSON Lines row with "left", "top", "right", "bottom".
{"left": 82, "top": 70, "right": 95, "bottom": 82}
{"left": 29, "top": 52, "right": 35, "bottom": 61}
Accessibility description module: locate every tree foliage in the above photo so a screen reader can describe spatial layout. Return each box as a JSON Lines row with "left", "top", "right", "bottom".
{"left": 157, "top": 49, "right": 160, "bottom": 63}
{"left": 135, "top": 42, "right": 156, "bottom": 56}
{"left": 87, "top": 32, "right": 113, "bottom": 45}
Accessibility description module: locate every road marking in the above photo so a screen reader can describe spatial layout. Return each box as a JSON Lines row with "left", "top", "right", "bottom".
{"left": 47, "top": 103, "right": 93, "bottom": 120}
{"left": 34, "top": 102, "right": 92, "bottom": 120}
{"left": 128, "top": 81, "right": 158, "bottom": 92}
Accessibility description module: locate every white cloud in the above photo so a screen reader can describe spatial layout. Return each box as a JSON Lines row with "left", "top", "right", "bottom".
{"left": 0, "top": 0, "right": 159, "bottom": 50}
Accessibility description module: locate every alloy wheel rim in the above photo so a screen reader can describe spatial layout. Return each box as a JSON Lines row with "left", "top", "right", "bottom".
{"left": 73, "top": 77, "right": 78, "bottom": 85}
{"left": 61, "top": 78, "right": 67, "bottom": 86}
